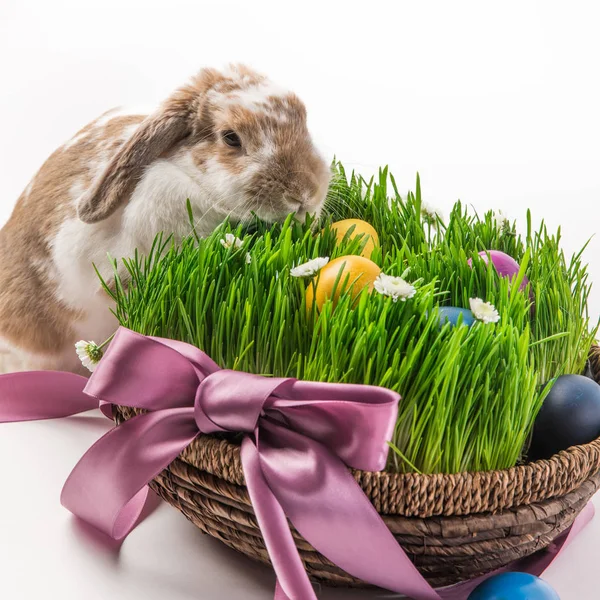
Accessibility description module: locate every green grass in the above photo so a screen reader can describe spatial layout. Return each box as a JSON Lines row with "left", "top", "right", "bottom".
{"left": 100, "top": 162, "right": 598, "bottom": 475}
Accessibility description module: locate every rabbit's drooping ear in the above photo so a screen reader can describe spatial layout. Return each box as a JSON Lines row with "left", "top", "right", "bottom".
{"left": 77, "top": 69, "right": 222, "bottom": 224}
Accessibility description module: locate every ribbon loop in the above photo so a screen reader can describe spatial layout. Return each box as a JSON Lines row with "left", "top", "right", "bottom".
{"left": 84, "top": 328, "right": 203, "bottom": 411}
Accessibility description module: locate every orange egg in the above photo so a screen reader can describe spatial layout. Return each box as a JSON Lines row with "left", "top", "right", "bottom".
{"left": 329, "top": 219, "right": 380, "bottom": 258}
{"left": 306, "top": 255, "right": 381, "bottom": 312}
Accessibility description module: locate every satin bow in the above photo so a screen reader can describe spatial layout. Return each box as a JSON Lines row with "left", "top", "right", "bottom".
{"left": 59, "top": 328, "right": 440, "bottom": 600}
{"left": 0, "top": 327, "right": 595, "bottom": 600}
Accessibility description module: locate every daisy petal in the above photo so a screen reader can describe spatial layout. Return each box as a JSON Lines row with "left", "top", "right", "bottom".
{"left": 290, "top": 257, "right": 329, "bottom": 278}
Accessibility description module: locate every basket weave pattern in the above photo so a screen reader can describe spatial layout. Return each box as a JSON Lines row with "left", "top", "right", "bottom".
{"left": 115, "top": 346, "right": 600, "bottom": 588}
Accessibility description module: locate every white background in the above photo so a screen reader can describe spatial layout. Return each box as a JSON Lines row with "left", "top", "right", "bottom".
{"left": 1, "top": 1, "right": 599, "bottom": 598}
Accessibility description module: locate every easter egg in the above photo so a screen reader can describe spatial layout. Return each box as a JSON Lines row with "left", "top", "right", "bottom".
{"left": 306, "top": 255, "right": 381, "bottom": 312}
{"left": 330, "top": 219, "right": 380, "bottom": 258}
{"left": 468, "top": 572, "right": 559, "bottom": 600}
{"left": 529, "top": 374, "right": 600, "bottom": 460}
{"left": 468, "top": 250, "right": 529, "bottom": 292}
{"left": 438, "top": 306, "right": 475, "bottom": 327}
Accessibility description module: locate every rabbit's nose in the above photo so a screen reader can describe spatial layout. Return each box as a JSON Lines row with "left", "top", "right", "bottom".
{"left": 302, "top": 190, "right": 324, "bottom": 211}
{"left": 283, "top": 196, "right": 304, "bottom": 212}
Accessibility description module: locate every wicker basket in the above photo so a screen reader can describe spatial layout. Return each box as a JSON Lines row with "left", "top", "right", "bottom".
{"left": 115, "top": 346, "right": 600, "bottom": 589}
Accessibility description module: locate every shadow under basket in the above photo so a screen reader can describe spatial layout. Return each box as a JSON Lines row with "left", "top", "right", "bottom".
{"left": 114, "top": 346, "right": 600, "bottom": 589}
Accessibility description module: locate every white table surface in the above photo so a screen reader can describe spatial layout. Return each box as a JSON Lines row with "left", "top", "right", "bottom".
{"left": 0, "top": 411, "right": 596, "bottom": 600}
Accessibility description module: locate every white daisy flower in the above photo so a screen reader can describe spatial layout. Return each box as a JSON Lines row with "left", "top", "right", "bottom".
{"left": 290, "top": 257, "right": 329, "bottom": 278}
{"left": 75, "top": 340, "right": 103, "bottom": 373}
{"left": 469, "top": 298, "right": 501, "bottom": 324}
{"left": 220, "top": 233, "right": 243, "bottom": 250}
{"left": 245, "top": 252, "right": 252, "bottom": 265}
{"left": 374, "top": 273, "right": 416, "bottom": 302}
{"left": 493, "top": 210, "right": 509, "bottom": 230}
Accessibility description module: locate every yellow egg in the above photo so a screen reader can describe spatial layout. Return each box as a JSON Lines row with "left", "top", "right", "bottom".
{"left": 330, "top": 219, "right": 380, "bottom": 258}
{"left": 306, "top": 255, "right": 381, "bottom": 312}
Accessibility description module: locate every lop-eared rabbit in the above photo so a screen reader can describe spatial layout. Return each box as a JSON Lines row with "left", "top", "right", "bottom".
{"left": 0, "top": 64, "right": 331, "bottom": 374}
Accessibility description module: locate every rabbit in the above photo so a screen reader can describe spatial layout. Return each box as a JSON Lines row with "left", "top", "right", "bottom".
{"left": 0, "top": 64, "right": 332, "bottom": 375}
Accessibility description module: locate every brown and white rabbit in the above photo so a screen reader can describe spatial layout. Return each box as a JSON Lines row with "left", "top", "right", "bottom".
{"left": 0, "top": 64, "right": 331, "bottom": 374}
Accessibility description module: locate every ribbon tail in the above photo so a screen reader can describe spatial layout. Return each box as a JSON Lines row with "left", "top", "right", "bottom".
{"left": 61, "top": 407, "right": 198, "bottom": 539}
{"left": 274, "top": 580, "right": 293, "bottom": 600}
{"left": 241, "top": 437, "right": 318, "bottom": 600}
{"left": 0, "top": 371, "right": 95, "bottom": 422}
{"left": 255, "top": 421, "right": 441, "bottom": 600}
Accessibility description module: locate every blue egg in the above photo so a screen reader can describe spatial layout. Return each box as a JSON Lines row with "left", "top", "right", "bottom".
{"left": 438, "top": 306, "right": 475, "bottom": 328}
{"left": 468, "top": 572, "right": 560, "bottom": 600}
{"left": 529, "top": 374, "right": 600, "bottom": 460}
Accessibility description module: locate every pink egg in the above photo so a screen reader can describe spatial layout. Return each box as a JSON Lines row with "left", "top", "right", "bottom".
{"left": 468, "top": 250, "right": 529, "bottom": 292}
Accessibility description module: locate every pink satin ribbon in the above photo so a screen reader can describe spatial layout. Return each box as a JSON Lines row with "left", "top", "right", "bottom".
{"left": 0, "top": 326, "right": 595, "bottom": 600}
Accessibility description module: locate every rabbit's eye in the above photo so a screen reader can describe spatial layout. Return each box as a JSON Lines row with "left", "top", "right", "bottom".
{"left": 222, "top": 130, "right": 242, "bottom": 148}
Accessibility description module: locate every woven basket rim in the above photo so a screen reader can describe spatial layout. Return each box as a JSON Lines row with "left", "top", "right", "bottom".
{"left": 189, "top": 430, "right": 600, "bottom": 484}
{"left": 180, "top": 431, "right": 600, "bottom": 514}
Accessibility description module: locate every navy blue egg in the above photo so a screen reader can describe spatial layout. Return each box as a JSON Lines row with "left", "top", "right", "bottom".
{"left": 438, "top": 307, "right": 475, "bottom": 328}
{"left": 529, "top": 374, "right": 600, "bottom": 460}
{"left": 468, "top": 572, "right": 560, "bottom": 600}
